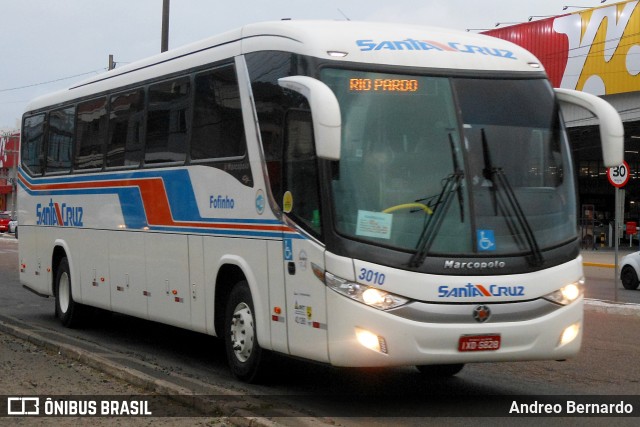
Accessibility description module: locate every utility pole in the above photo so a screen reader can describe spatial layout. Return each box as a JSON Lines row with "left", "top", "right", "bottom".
{"left": 161, "top": 0, "right": 170, "bottom": 52}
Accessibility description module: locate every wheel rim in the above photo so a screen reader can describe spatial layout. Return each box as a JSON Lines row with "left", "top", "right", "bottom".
{"left": 229, "top": 302, "right": 254, "bottom": 363}
{"left": 58, "top": 272, "right": 70, "bottom": 314}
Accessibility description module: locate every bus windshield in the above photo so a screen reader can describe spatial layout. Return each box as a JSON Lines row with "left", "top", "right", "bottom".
{"left": 322, "top": 69, "right": 576, "bottom": 260}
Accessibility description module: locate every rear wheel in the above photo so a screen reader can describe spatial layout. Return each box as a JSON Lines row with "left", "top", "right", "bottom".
{"left": 224, "top": 281, "right": 265, "bottom": 383}
{"left": 54, "top": 257, "right": 84, "bottom": 328}
{"left": 416, "top": 363, "right": 465, "bottom": 377}
{"left": 621, "top": 265, "right": 640, "bottom": 290}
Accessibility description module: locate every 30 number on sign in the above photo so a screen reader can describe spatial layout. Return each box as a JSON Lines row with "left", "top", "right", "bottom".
{"left": 607, "top": 161, "right": 630, "bottom": 188}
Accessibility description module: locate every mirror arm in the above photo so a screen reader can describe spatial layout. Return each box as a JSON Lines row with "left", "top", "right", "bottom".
{"left": 555, "top": 88, "right": 624, "bottom": 167}
{"left": 278, "top": 76, "right": 342, "bottom": 161}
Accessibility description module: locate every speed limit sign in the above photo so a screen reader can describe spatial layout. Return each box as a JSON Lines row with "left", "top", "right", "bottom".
{"left": 607, "top": 161, "right": 630, "bottom": 188}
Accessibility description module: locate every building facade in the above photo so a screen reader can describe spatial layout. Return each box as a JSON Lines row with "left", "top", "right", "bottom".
{"left": 484, "top": 0, "right": 640, "bottom": 245}
{"left": 0, "top": 132, "right": 19, "bottom": 215}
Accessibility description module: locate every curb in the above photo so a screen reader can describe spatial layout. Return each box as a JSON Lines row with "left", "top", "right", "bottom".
{"left": 0, "top": 319, "right": 281, "bottom": 425}
{"left": 584, "top": 298, "right": 640, "bottom": 317}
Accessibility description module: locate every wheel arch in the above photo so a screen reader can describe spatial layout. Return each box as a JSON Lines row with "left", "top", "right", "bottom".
{"left": 51, "top": 240, "right": 77, "bottom": 300}
{"left": 621, "top": 256, "right": 638, "bottom": 271}
{"left": 213, "top": 256, "right": 269, "bottom": 348}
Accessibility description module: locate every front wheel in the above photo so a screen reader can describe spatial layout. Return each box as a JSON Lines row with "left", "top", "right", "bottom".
{"left": 621, "top": 265, "right": 640, "bottom": 290}
{"left": 224, "top": 281, "right": 265, "bottom": 382}
{"left": 416, "top": 363, "right": 465, "bottom": 377}
{"left": 54, "top": 257, "right": 85, "bottom": 328}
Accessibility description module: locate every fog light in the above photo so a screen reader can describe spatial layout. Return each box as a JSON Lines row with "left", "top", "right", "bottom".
{"left": 559, "top": 322, "right": 580, "bottom": 346}
{"left": 355, "top": 328, "right": 388, "bottom": 354}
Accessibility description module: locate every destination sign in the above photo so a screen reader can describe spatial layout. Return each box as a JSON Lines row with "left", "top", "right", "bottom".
{"left": 349, "top": 78, "right": 419, "bottom": 92}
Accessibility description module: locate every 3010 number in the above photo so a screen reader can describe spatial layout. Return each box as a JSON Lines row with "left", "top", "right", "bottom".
{"left": 358, "top": 268, "right": 386, "bottom": 285}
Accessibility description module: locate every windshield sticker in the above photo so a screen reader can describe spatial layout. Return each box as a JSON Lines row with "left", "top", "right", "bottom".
{"left": 477, "top": 229, "right": 496, "bottom": 251}
{"left": 356, "top": 210, "right": 392, "bottom": 239}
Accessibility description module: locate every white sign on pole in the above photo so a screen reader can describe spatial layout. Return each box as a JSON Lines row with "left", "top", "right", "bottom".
{"left": 607, "top": 161, "right": 630, "bottom": 188}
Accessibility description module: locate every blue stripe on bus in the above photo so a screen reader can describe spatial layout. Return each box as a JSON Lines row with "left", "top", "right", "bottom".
{"left": 18, "top": 169, "right": 305, "bottom": 242}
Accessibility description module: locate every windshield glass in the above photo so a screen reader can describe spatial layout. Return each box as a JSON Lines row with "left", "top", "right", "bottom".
{"left": 321, "top": 68, "right": 576, "bottom": 258}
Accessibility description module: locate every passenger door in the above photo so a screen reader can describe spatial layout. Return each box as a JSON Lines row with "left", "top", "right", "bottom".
{"left": 281, "top": 109, "right": 329, "bottom": 363}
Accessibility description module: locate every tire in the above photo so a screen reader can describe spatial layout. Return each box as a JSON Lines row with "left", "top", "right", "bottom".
{"left": 224, "top": 281, "right": 265, "bottom": 383}
{"left": 54, "top": 257, "right": 84, "bottom": 328}
{"left": 621, "top": 265, "right": 640, "bottom": 290}
{"left": 416, "top": 363, "right": 465, "bottom": 377}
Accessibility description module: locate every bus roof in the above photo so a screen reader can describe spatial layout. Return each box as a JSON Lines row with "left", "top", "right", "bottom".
{"left": 24, "top": 20, "right": 545, "bottom": 114}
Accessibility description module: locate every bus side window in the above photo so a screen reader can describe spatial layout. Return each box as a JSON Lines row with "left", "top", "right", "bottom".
{"left": 21, "top": 114, "right": 46, "bottom": 176}
{"left": 107, "top": 90, "right": 144, "bottom": 168}
{"left": 191, "top": 64, "right": 246, "bottom": 160}
{"left": 283, "top": 108, "right": 321, "bottom": 236}
{"left": 75, "top": 97, "right": 107, "bottom": 171}
{"left": 145, "top": 77, "right": 190, "bottom": 165}
{"left": 46, "top": 106, "right": 75, "bottom": 174}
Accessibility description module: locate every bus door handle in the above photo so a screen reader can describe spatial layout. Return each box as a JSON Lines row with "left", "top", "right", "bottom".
{"left": 287, "top": 262, "right": 296, "bottom": 275}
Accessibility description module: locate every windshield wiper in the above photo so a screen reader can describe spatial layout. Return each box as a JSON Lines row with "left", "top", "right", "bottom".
{"left": 449, "top": 133, "right": 465, "bottom": 222}
{"left": 413, "top": 134, "right": 465, "bottom": 219}
{"left": 481, "top": 129, "right": 544, "bottom": 267}
{"left": 409, "top": 134, "right": 465, "bottom": 268}
{"left": 409, "top": 171, "right": 463, "bottom": 268}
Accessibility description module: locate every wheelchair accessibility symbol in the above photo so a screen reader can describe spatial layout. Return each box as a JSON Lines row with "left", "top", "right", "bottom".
{"left": 283, "top": 238, "right": 293, "bottom": 260}
{"left": 477, "top": 230, "right": 496, "bottom": 251}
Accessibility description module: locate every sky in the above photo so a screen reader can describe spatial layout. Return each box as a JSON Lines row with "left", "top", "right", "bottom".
{"left": 0, "top": 0, "right": 609, "bottom": 130}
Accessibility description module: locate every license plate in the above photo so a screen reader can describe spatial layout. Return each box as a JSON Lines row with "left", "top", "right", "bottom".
{"left": 458, "top": 334, "right": 501, "bottom": 352}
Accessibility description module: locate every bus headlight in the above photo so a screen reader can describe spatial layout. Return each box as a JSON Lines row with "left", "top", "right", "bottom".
{"left": 325, "top": 272, "right": 409, "bottom": 310}
{"left": 543, "top": 279, "right": 584, "bottom": 305}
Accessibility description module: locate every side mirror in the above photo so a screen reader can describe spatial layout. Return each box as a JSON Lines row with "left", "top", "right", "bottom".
{"left": 555, "top": 88, "right": 624, "bottom": 167}
{"left": 278, "top": 76, "right": 341, "bottom": 160}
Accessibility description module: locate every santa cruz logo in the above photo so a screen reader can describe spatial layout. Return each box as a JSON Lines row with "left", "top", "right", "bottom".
{"left": 438, "top": 283, "right": 525, "bottom": 298}
{"left": 356, "top": 39, "right": 517, "bottom": 59}
{"left": 36, "top": 199, "right": 84, "bottom": 226}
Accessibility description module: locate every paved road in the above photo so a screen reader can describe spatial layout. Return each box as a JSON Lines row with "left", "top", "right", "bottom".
{"left": 581, "top": 247, "right": 636, "bottom": 267}
{"left": 581, "top": 248, "right": 640, "bottom": 305}
{"left": 2, "top": 236, "right": 640, "bottom": 425}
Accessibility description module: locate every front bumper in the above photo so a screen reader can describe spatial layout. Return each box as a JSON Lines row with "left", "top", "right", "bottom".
{"left": 326, "top": 289, "right": 582, "bottom": 367}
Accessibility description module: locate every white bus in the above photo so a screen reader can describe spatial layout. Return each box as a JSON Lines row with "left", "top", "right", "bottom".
{"left": 19, "top": 20, "right": 623, "bottom": 382}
